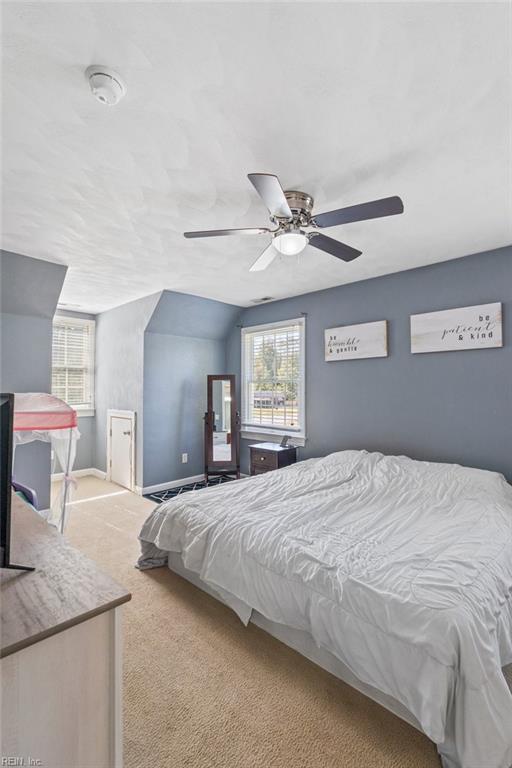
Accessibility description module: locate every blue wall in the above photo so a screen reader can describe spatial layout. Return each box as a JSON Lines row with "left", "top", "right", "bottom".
{"left": 0, "top": 250, "right": 67, "bottom": 509}
{"left": 74, "top": 415, "right": 95, "bottom": 471}
{"left": 143, "top": 291, "right": 241, "bottom": 489}
{"left": 227, "top": 246, "right": 512, "bottom": 481}
{"left": 143, "top": 333, "right": 226, "bottom": 486}
{"left": 147, "top": 290, "right": 240, "bottom": 340}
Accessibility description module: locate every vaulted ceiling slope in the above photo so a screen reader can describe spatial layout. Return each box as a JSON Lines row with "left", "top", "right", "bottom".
{"left": 2, "top": 2, "right": 511, "bottom": 313}
{"left": 0, "top": 250, "right": 67, "bottom": 318}
{"left": 146, "top": 291, "right": 241, "bottom": 340}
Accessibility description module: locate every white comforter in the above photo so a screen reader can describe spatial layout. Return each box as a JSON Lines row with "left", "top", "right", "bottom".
{"left": 138, "top": 450, "right": 512, "bottom": 768}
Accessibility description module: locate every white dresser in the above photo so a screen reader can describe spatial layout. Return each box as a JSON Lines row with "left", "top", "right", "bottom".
{"left": 1, "top": 494, "right": 131, "bottom": 768}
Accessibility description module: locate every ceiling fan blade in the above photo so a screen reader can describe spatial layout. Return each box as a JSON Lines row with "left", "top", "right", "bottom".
{"left": 313, "top": 196, "right": 404, "bottom": 228}
{"left": 184, "top": 227, "right": 270, "bottom": 239}
{"left": 247, "top": 173, "right": 293, "bottom": 220}
{"left": 249, "top": 243, "right": 278, "bottom": 272}
{"left": 308, "top": 233, "right": 362, "bottom": 262}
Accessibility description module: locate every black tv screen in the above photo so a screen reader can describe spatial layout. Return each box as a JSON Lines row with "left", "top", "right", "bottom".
{"left": 0, "top": 393, "right": 14, "bottom": 568}
{"left": 0, "top": 393, "right": 33, "bottom": 571}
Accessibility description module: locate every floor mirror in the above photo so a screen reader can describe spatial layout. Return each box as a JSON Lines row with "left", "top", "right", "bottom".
{"left": 204, "top": 374, "right": 240, "bottom": 482}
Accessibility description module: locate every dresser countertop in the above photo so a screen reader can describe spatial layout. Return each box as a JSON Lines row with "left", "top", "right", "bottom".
{"left": 1, "top": 494, "right": 131, "bottom": 659}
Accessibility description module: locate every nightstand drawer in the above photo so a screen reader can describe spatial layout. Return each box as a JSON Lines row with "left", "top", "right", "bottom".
{"left": 251, "top": 450, "right": 275, "bottom": 470}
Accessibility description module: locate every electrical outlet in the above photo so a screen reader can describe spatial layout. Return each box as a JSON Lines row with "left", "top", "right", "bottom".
{"left": 181, "top": 453, "right": 188, "bottom": 464}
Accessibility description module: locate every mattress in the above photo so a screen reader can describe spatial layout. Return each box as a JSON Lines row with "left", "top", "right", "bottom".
{"left": 138, "top": 450, "right": 512, "bottom": 768}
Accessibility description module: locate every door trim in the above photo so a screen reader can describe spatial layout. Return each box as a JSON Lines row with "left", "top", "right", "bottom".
{"left": 106, "top": 410, "right": 136, "bottom": 491}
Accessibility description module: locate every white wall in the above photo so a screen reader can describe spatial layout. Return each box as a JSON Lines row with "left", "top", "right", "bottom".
{"left": 94, "top": 292, "right": 161, "bottom": 486}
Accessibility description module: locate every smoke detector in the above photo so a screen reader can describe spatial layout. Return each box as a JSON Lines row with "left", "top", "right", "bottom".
{"left": 85, "top": 66, "right": 126, "bottom": 106}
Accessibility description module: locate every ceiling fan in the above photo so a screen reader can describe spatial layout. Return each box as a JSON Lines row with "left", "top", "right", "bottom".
{"left": 184, "top": 173, "right": 404, "bottom": 272}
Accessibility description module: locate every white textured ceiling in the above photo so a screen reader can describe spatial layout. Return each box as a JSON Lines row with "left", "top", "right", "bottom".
{"left": 2, "top": 2, "right": 511, "bottom": 314}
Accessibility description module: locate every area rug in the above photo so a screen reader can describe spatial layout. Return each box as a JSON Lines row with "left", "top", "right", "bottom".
{"left": 144, "top": 475, "right": 234, "bottom": 504}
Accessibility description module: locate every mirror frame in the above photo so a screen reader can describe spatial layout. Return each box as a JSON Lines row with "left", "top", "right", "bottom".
{"left": 204, "top": 374, "right": 240, "bottom": 480}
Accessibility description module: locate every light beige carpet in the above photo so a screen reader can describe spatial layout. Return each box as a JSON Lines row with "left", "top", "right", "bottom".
{"left": 64, "top": 477, "right": 441, "bottom": 768}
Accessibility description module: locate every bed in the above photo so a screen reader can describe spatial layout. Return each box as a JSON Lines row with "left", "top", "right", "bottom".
{"left": 138, "top": 450, "right": 512, "bottom": 768}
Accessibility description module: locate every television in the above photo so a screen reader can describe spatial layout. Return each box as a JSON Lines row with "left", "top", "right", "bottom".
{"left": 1, "top": 393, "right": 33, "bottom": 571}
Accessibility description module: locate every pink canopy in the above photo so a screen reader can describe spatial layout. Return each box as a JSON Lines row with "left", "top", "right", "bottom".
{"left": 12, "top": 393, "right": 79, "bottom": 532}
{"left": 13, "top": 393, "right": 77, "bottom": 432}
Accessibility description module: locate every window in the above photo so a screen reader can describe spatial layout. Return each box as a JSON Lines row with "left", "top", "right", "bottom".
{"left": 52, "top": 316, "right": 95, "bottom": 413}
{"left": 241, "top": 317, "right": 305, "bottom": 439}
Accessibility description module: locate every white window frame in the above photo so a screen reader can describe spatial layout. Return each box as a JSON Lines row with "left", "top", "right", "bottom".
{"left": 51, "top": 315, "right": 95, "bottom": 416}
{"left": 241, "top": 317, "right": 306, "bottom": 446}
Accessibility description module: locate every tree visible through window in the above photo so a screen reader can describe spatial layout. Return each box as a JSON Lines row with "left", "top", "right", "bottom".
{"left": 52, "top": 316, "right": 95, "bottom": 411}
{"left": 242, "top": 318, "right": 305, "bottom": 435}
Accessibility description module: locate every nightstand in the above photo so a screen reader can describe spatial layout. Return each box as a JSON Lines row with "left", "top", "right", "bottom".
{"left": 250, "top": 442, "right": 297, "bottom": 476}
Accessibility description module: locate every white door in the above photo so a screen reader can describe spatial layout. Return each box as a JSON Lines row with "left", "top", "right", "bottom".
{"left": 110, "top": 416, "right": 133, "bottom": 489}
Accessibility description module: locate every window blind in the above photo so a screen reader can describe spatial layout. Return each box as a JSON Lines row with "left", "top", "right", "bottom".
{"left": 52, "top": 317, "right": 95, "bottom": 410}
{"left": 242, "top": 318, "right": 305, "bottom": 434}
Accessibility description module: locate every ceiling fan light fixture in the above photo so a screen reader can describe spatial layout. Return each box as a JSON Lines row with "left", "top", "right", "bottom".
{"left": 273, "top": 231, "right": 307, "bottom": 256}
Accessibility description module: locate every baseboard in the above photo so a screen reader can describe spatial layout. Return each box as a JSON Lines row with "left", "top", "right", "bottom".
{"left": 140, "top": 474, "right": 206, "bottom": 496}
{"left": 91, "top": 468, "right": 107, "bottom": 480}
{"left": 52, "top": 469, "right": 247, "bottom": 494}
{"left": 51, "top": 467, "right": 107, "bottom": 482}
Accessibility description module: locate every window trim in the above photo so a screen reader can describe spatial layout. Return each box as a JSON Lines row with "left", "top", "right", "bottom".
{"left": 241, "top": 316, "right": 306, "bottom": 442}
{"left": 52, "top": 315, "right": 96, "bottom": 414}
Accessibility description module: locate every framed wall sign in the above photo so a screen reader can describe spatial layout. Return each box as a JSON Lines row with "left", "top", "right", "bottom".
{"left": 410, "top": 302, "right": 502, "bottom": 354}
{"left": 324, "top": 320, "right": 388, "bottom": 361}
